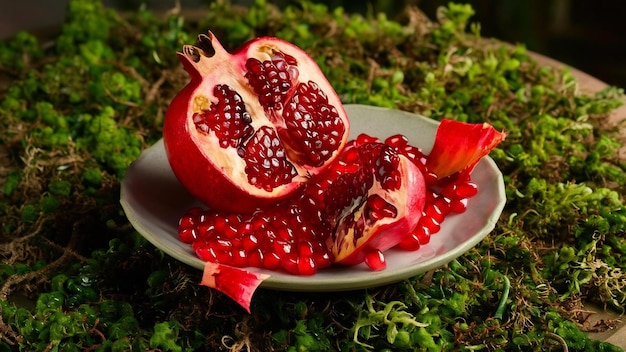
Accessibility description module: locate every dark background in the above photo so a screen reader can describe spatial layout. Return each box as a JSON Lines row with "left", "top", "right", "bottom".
{"left": 1, "top": 0, "right": 625, "bottom": 89}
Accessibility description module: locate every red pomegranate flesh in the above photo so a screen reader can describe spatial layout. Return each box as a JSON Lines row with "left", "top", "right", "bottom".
{"left": 164, "top": 32, "right": 349, "bottom": 213}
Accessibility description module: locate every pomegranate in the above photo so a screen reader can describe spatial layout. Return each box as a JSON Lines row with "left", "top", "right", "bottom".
{"left": 164, "top": 32, "right": 349, "bottom": 213}
{"left": 325, "top": 136, "right": 426, "bottom": 270}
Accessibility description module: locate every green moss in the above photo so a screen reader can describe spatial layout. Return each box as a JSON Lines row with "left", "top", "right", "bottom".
{"left": 1, "top": 0, "right": 625, "bottom": 351}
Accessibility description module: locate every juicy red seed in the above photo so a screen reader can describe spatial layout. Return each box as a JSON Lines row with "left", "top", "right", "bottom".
{"left": 423, "top": 171, "right": 439, "bottom": 186}
{"left": 355, "top": 133, "right": 379, "bottom": 146}
{"left": 455, "top": 182, "right": 479, "bottom": 198}
{"left": 194, "top": 243, "right": 217, "bottom": 262}
{"left": 209, "top": 238, "right": 233, "bottom": 250}
{"left": 298, "top": 242, "right": 314, "bottom": 257}
{"left": 231, "top": 249, "right": 248, "bottom": 267}
{"left": 365, "top": 194, "right": 398, "bottom": 222}
{"left": 384, "top": 134, "right": 409, "bottom": 149}
{"left": 364, "top": 250, "right": 386, "bottom": 271}
{"left": 449, "top": 197, "right": 469, "bottom": 214}
{"left": 247, "top": 248, "right": 264, "bottom": 267}
{"left": 396, "top": 233, "right": 421, "bottom": 251}
{"left": 415, "top": 225, "right": 431, "bottom": 245}
{"left": 273, "top": 241, "right": 293, "bottom": 256}
{"left": 242, "top": 233, "right": 259, "bottom": 251}
{"left": 262, "top": 251, "right": 282, "bottom": 270}
{"left": 243, "top": 125, "right": 297, "bottom": 192}
{"left": 298, "top": 257, "right": 317, "bottom": 276}
{"left": 281, "top": 257, "right": 300, "bottom": 275}
{"left": 419, "top": 215, "right": 440, "bottom": 235}
{"left": 433, "top": 196, "right": 451, "bottom": 217}
{"left": 195, "top": 84, "right": 254, "bottom": 148}
{"left": 178, "top": 227, "right": 197, "bottom": 243}
{"left": 314, "top": 251, "right": 332, "bottom": 268}
{"left": 423, "top": 203, "right": 445, "bottom": 224}
{"left": 245, "top": 52, "right": 298, "bottom": 110}
{"left": 441, "top": 184, "right": 457, "bottom": 200}
{"left": 282, "top": 81, "right": 346, "bottom": 166}
{"left": 400, "top": 145, "right": 426, "bottom": 166}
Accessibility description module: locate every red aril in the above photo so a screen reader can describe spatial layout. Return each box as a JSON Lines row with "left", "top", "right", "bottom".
{"left": 164, "top": 32, "right": 349, "bottom": 213}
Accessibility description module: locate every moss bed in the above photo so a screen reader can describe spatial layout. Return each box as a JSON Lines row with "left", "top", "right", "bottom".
{"left": 1, "top": 0, "right": 626, "bottom": 350}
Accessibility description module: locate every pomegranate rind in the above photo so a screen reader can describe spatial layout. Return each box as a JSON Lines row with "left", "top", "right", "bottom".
{"left": 200, "top": 261, "right": 270, "bottom": 313}
{"left": 426, "top": 119, "right": 506, "bottom": 179}
{"left": 332, "top": 154, "right": 426, "bottom": 266}
{"left": 163, "top": 32, "right": 349, "bottom": 213}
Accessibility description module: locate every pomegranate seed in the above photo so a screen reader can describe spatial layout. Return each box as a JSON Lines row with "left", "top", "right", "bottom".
{"left": 415, "top": 225, "right": 431, "bottom": 245}
{"left": 298, "top": 241, "right": 314, "bottom": 257}
{"left": 364, "top": 250, "right": 386, "bottom": 271}
{"left": 281, "top": 256, "right": 299, "bottom": 275}
{"left": 178, "top": 227, "right": 195, "bottom": 243}
{"left": 247, "top": 248, "right": 264, "bottom": 267}
{"left": 433, "top": 196, "right": 451, "bottom": 217}
{"left": 194, "top": 243, "right": 217, "bottom": 262}
{"left": 419, "top": 215, "right": 440, "bottom": 235}
{"left": 262, "top": 251, "right": 282, "bottom": 270}
{"left": 384, "top": 134, "right": 408, "bottom": 149}
{"left": 396, "top": 233, "right": 421, "bottom": 251}
{"left": 231, "top": 249, "right": 248, "bottom": 267}
{"left": 242, "top": 233, "right": 259, "bottom": 251}
{"left": 423, "top": 203, "right": 445, "bottom": 224}
{"left": 365, "top": 195, "right": 397, "bottom": 222}
{"left": 455, "top": 181, "right": 479, "bottom": 198}
{"left": 355, "top": 133, "right": 379, "bottom": 146}
{"left": 298, "top": 257, "right": 317, "bottom": 276}
{"left": 449, "top": 197, "right": 469, "bottom": 214}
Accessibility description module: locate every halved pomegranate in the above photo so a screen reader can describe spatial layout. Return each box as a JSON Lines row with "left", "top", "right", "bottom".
{"left": 164, "top": 32, "right": 349, "bottom": 213}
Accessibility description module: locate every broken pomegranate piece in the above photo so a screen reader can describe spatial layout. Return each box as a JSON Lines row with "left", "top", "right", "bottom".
{"left": 200, "top": 261, "right": 270, "bottom": 313}
{"left": 426, "top": 119, "right": 506, "bottom": 179}
{"left": 163, "top": 32, "right": 349, "bottom": 213}
{"left": 327, "top": 137, "right": 426, "bottom": 270}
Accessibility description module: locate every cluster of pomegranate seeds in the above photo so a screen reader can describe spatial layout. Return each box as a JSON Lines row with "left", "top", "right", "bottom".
{"left": 193, "top": 84, "right": 254, "bottom": 149}
{"left": 179, "top": 196, "right": 333, "bottom": 276}
{"left": 245, "top": 52, "right": 298, "bottom": 111}
{"left": 242, "top": 126, "right": 298, "bottom": 192}
{"left": 281, "top": 81, "right": 346, "bottom": 167}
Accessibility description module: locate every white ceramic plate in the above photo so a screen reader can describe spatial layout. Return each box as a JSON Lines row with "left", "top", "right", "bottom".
{"left": 120, "top": 104, "right": 506, "bottom": 291}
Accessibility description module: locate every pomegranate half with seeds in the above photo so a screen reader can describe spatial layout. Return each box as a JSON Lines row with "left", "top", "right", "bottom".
{"left": 164, "top": 32, "right": 349, "bottom": 213}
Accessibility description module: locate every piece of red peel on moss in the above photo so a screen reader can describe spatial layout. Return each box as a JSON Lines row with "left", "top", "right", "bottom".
{"left": 200, "top": 261, "right": 270, "bottom": 313}
{"left": 426, "top": 119, "right": 506, "bottom": 179}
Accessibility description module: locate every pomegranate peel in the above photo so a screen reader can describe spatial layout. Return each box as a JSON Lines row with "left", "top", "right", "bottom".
{"left": 164, "top": 31, "right": 349, "bottom": 213}
{"left": 200, "top": 261, "right": 270, "bottom": 313}
{"left": 426, "top": 119, "right": 506, "bottom": 179}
